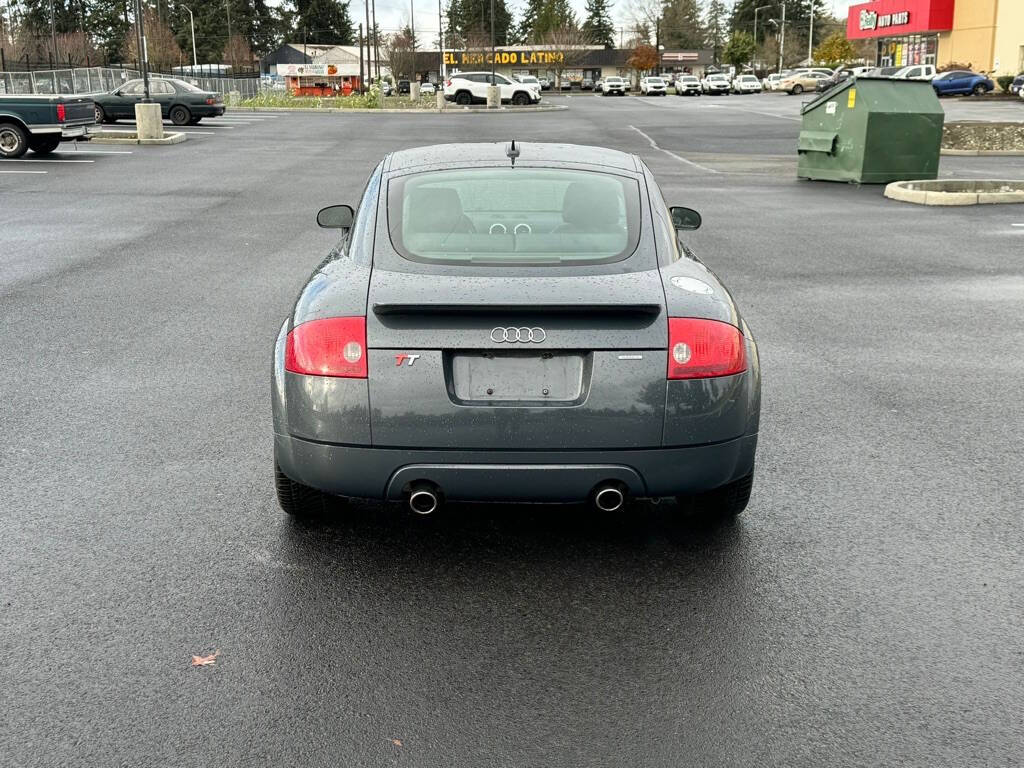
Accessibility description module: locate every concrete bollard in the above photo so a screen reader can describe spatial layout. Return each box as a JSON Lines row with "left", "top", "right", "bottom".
{"left": 486, "top": 84, "right": 500, "bottom": 108}
{"left": 436, "top": 91, "right": 445, "bottom": 111}
{"left": 410, "top": 82, "right": 421, "bottom": 102}
{"left": 134, "top": 102, "right": 164, "bottom": 140}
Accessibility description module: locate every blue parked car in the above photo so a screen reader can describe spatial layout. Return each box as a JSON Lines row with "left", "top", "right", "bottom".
{"left": 1010, "top": 73, "right": 1024, "bottom": 95}
{"left": 931, "top": 70, "right": 995, "bottom": 97}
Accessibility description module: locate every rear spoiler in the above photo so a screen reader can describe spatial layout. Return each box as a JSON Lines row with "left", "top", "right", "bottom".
{"left": 372, "top": 303, "right": 662, "bottom": 316}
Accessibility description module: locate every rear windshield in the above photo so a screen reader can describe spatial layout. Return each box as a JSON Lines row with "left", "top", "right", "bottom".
{"left": 388, "top": 168, "right": 641, "bottom": 266}
{"left": 172, "top": 79, "right": 206, "bottom": 92}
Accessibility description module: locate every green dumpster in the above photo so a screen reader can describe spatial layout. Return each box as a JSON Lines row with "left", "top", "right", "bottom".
{"left": 797, "top": 77, "right": 944, "bottom": 184}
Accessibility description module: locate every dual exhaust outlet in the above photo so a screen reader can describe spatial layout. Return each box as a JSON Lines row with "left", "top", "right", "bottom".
{"left": 404, "top": 481, "right": 627, "bottom": 515}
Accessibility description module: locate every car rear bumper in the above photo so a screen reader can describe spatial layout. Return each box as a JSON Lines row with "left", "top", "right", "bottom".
{"left": 194, "top": 105, "right": 225, "bottom": 116}
{"left": 275, "top": 432, "right": 758, "bottom": 502}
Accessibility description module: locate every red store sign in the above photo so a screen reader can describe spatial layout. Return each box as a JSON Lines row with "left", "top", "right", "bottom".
{"left": 846, "top": 0, "right": 955, "bottom": 39}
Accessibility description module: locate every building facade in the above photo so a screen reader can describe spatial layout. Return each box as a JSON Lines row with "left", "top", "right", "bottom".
{"left": 847, "top": 0, "right": 1024, "bottom": 75}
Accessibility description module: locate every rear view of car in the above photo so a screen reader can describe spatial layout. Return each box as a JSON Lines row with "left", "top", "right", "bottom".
{"left": 272, "top": 142, "right": 760, "bottom": 523}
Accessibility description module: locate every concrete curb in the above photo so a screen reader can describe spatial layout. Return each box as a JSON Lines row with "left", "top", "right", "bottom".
{"left": 90, "top": 131, "right": 187, "bottom": 146}
{"left": 941, "top": 148, "right": 1024, "bottom": 156}
{"left": 225, "top": 105, "right": 568, "bottom": 115}
{"left": 885, "top": 179, "right": 1024, "bottom": 206}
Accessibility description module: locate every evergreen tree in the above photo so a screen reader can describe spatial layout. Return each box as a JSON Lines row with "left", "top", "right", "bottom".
{"left": 510, "top": 0, "right": 544, "bottom": 44}
{"left": 446, "top": 0, "right": 512, "bottom": 47}
{"left": 581, "top": 0, "right": 614, "bottom": 48}
{"left": 532, "top": 0, "right": 575, "bottom": 40}
{"left": 703, "top": 0, "right": 728, "bottom": 64}
{"left": 661, "top": 0, "right": 702, "bottom": 49}
{"left": 295, "top": 0, "right": 353, "bottom": 46}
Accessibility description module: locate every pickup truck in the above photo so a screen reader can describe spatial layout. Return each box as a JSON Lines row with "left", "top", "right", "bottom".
{"left": 0, "top": 94, "right": 95, "bottom": 159}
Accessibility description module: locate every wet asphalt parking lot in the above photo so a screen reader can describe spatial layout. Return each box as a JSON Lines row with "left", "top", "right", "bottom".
{"left": 2, "top": 93, "right": 1023, "bottom": 766}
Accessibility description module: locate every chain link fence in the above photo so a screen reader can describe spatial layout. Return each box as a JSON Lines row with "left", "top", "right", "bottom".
{"left": 0, "top": 66, "right": 263, "bottom": 99}
{"left": 0, "top": 67, "right": 139, "bottom": 95}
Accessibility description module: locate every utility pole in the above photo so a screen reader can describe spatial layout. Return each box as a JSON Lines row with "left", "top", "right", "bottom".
{"left": 226, "top": 0, "right": 232, "bottom": 71}
{"left": 807, "top": 0, "right": 814, "bottom": 65}
{"left": 490, "top": 0, "right": 494, "bottom": 80}
{"left": 438, "top": 0, "right": 445, "bottom": 81}
{"left": 364, "top": 0, "right": 371, "bottom": 88}
{"left": 132, "top": 0, "right": 150, "bottom": 100}
{"left": 372, "top": 0, "right": 380, "bottom": 80}
{"left": 182, "top": 4, "right": 197, "bottom": 68}
{"left": 358, "top": 22, "right": 364, "bottom": 93}
{"left": 49, "top": 0, "right": 57, "bottom": 62}
{"left": 410, "top": 0, "right": 415, "bottom": 75}
{"left": 778, "top": 1, "right": 786, "bottom": 74}
{"left": 753, "top": 5, "right": 770, "bottom": 71}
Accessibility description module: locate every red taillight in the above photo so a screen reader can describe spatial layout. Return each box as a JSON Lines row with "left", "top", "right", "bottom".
{"left": 667, "top": 317, "right": 746, "bottom": 380}
{"left": 57, "top": 103, "right": 66, "bottom": 122}
{"left": 445, "top": 79, "right": 452, "bottom": 88}
{"left": 285, "top": 316, "right": 367, "bottom": 378}
{"left": 206, "top": 98, "right": 216, "bottom": 105}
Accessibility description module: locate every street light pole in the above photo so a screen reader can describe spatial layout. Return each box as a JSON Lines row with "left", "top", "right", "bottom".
{"left": 490, "top": 0, "right": 494, "bottom": 80}
{"left": 438, "top": 0, "right": 445, "bottom": 81}
{"left": 778, "top": 1, "right": 786, "bottom": 74}
{"left": 807, "top": 0, "right": 814, "bottom": 65}
{"left": 130, "top": 0, "right": 151, "bottom": 99}
{"left": 753, "top": 5, "right": 771, "bottom": 71}
{"left": 182, "top": 4, "right": 197, "bottom": 68}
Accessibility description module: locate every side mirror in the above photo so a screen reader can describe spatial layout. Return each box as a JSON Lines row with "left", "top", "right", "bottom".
{"left": 670, "top": 206, "right": 702, "bottom": 231}
{"left": 317, "top": 204, "right": 354, "bottom": 229}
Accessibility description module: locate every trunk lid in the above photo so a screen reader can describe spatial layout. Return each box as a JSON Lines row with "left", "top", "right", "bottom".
{"left": 59, "top": 96, "right": 95, "bottom": 124}
{"left": 366, "top": 269, "right": 668, "bottom": 449}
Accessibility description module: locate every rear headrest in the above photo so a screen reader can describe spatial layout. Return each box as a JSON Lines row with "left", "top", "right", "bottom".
{"left": 561, "top": 181, "right": 620, "bottom": 228}
{"left": 405, "top": 187, "right": 465, "bottom": 232}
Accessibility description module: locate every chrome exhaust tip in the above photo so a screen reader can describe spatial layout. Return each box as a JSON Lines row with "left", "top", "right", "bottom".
{"left": 407, "top": 485, "right": 441, "bottom": 515}
{"left": 593, "top": 484, "right": 626, "bottom": 513}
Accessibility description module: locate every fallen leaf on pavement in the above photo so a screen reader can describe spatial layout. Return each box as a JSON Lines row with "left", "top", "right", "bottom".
{"left": 391, "top": 739, "right": 403, "bottom": 747}
{"left": 191, "top": 650, "right": 220, "bottom": 667}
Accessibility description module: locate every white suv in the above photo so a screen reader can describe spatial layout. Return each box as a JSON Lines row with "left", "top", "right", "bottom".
{"left": 444, "top": 72, "right": 541, "bottom": 106}
{"left": 639, "top": 76, "right": 668, "bottom": 96}
{"left": 601, "top": 76, "right": 627, "bottom": 96}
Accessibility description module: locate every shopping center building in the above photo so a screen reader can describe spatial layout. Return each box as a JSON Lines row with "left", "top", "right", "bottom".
{"left": 847, "top": 0, "right": 1024, "bottom": 75}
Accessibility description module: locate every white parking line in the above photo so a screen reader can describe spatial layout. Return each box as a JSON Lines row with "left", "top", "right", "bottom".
{"left": 58, "top": 150, "right": 133, "bottom": 155}
{"left": 101, "top": 128, "right": 220, "bottom": 135}
{"left": 1012, "top": 223, "right": 1024, "bottom": 227}
{"left": 628, "top": 125, "right": 719, "bottom": 174}
{"left": 0, "top": 169, "right": 48, "bottom": 174}
{"left": 1, "top": 158, "right": 94, "bottom": 163}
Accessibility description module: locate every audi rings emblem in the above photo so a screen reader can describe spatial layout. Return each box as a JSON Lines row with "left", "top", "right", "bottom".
{"left": 490, "top": 326, "right": 546, "bottom": 343}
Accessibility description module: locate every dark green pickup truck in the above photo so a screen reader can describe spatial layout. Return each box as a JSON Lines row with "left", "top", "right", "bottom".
{"left": 0, "top": 94, "right": 96, "bottom": 159}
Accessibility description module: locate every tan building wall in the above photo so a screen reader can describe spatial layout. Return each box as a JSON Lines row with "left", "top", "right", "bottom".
{"left": 992, "top": 0, "right": 1024, "bottom": 74}
{"left": 936, "top": 0, "right": 998, "bottom": 69}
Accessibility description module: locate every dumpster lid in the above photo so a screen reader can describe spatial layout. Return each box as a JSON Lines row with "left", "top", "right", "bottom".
{"left": 797, "top": 130, "right": 838, "bottom": 153}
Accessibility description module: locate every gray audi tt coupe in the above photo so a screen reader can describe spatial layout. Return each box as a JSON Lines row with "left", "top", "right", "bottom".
{"left": 272, "top": 142, "right": 760, "bottom": 521}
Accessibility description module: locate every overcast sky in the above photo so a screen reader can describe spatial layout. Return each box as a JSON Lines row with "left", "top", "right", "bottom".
{"left": 354, "top": 0, "right": 861, "bottom": 39}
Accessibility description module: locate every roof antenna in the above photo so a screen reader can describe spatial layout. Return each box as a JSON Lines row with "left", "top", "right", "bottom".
{"left": 506, "top": 139, "right": 520, "bottom": 168}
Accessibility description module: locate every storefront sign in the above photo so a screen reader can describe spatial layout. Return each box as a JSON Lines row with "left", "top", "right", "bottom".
{"left": 277, "top": 63, "right": 339, "bottom": 77}
{"left": 847, "top": 0, "right": 953, "bottom": 39}
{"left": 444, "top": 50, "right": 566, "bottom": 66}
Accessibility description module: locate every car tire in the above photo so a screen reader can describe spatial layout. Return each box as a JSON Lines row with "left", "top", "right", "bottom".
{"left": 792, "top": 84, "right": 803, "bottom": 94}
{"left": 455, "top": 90, "right": 472, "bottom": 106}
{"left": 676, "top": 471, "right": 754, "bottom": 525}
{"left": 972, "top": 83, "right": 986, "bottom": 96}
{"left": 170, "top": 105, "right": 191, "bottom": 126}
{"left": 275, "top": 463, "right": 334, "bottom": 517}
{"left": 94, "top": 104, "right": 107, "bottom": 123}
{"left": 29, "top": 135, "right": 61, "bottom": 155}
{"left": 0, "top": 121, "right": 29, "bottom": 159}
{"left": 511, "top": 91, "right": 530, "bottom": 106}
